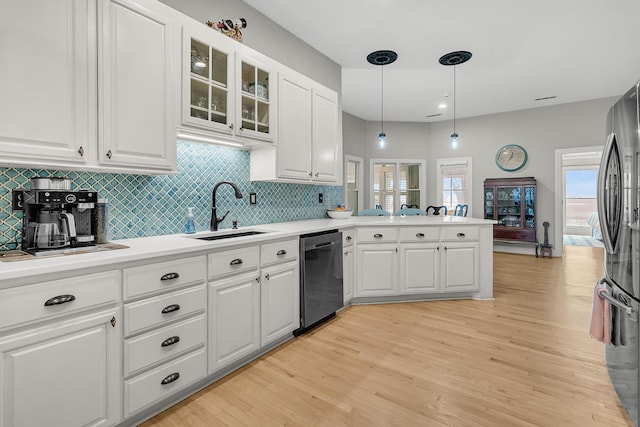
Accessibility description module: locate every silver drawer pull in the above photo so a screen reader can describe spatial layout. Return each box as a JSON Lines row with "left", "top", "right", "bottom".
{"left": 160, "top": 272, "right": 179, "bottom": 281}
{"left": 374, "top": 233, "right": 383, "bottom": 239}
{"left": 457, "top": 233, "right": 466, "bottom": 238}
{"left": 161, "top": 336, "right": 181, "bottom": 347}
{"left": 160, "top": 372, "right": 180, "bottom": 385}
{"left": 416, "top": 233, "right": 425, "bottom": 238}
{"left": 276, "top": 249, "right": 287, "bottom": 256}
{"left": 161, "top": 304, "right": 180, "bottom": 314}
{"left": 230, "top": 258, "right": 243, "bottom": 266}
{"left": 346, "top": 236, "right": 352, "bottom": 241}
{"left": 44, "top": 294, "right": 76, "bottom": 306}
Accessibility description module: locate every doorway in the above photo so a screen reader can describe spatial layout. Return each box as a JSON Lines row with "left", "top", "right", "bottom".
{"left": 561, "top": 150, "right": 602, "bottom": 248}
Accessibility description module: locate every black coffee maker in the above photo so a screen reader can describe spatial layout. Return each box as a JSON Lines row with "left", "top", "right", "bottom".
{"left": 13, "top": 177, "right": 99, "bottom": 255}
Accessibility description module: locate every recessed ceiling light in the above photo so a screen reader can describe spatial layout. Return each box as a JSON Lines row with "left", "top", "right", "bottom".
{"left": 438, "top": 103, "right": 447, "bottom": 109}
{"left": 534, "top": 96, "right": 557, "bottom": 101}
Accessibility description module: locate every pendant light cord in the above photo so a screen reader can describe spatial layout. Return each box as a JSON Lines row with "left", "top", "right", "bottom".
{"left": 381, "top": 65, "right": 384, "bottom": 134}
{"left": 453, "top": 65, "right": 456, "bottom": 134}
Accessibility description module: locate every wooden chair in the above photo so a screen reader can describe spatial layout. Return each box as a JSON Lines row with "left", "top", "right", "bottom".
{"left": 395, "top": 208, "right": 427, "bottom": 216}
{"left": 454, "top": 204, "right": 469, "bottom": 217}
{"left": 358, "top": 208, "right": 391, "bottom": 216}
{"left": 426, "top": 205, "right": 448, "bottom": 216}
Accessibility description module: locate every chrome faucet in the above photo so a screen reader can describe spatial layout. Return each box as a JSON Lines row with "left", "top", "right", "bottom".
{"left": 210, "top": 181, "right": 243, "bottom": 231}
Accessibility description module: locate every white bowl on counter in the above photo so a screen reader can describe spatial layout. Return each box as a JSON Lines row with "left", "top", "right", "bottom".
{"left": 327, "top": 209, "right": 353, "bottom": 219}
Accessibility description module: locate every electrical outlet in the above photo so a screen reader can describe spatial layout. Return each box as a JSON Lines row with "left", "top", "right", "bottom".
{"left": 318, "top": 193, "right": 323, "bottom": 204}
{"left": 249, "top": 192, "right": 257, "bottom": 205}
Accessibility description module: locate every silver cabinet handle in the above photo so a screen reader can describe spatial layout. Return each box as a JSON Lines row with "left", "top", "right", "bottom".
{"left": 457, "top": 232, "right": 466, "bottom": 238}
{"left": 264, "top": 273, "right": 270, "bottom": 281}
{"left": 77, "top": 146, "right": 84, "bottom": 157}
{"left": 374, "top": 233, "right": 383, "bottom": 239}
{"left": 346, "top": 236, "right": 352, "bottom": 241}
{"left": 416, "top": 233, "right": 425, "bottom": 238}
{"left": 161, "top": 304, "right": 180, "bottom": 314}
{"left": 106, "top": 150, "right": 112, "bottom": 159}
{"left": 276, "top": 249, "right": 287, "bottom": 256}
{"left": 230, "top": 259, "right": 243, "bottom": 266}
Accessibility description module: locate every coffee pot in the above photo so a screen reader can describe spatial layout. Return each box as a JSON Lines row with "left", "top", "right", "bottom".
{"left": 33, "top": 210, "right": 76, "bottom": 249}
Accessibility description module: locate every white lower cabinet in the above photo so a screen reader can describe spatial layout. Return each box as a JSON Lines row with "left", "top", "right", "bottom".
{"left": 0, "top": 307, "right": 121, "bottom": 427}
{"left": 343, "top": 245, "right": 354, "bottom": 303}
{"left": 356, "top": 244, "right": 398, "bottom": 297}
{"left": 209, "top": 272, "right": 260, "bottom": 373}
{"left": 400, "top": 243, "right": 441, "bottom": 294}
{"left": 442, "top": 242, "right": 480, "bottom": 292}
{"left": 260, "top": 260, "right": 299, "bottom": 346}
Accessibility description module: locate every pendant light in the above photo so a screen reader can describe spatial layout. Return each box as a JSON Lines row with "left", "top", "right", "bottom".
{"left": 367, "top": 50, "right": 398, "bottom": 149}
{"left": 439, "top": 51, "right": 472, "bottom": 150}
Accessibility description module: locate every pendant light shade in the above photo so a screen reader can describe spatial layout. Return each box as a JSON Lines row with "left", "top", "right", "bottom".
{"left": 368, "top": 50, "right": 397, "bottom": 150}
{"left": 439, "top": 51, "right": 472, "bottom": 150}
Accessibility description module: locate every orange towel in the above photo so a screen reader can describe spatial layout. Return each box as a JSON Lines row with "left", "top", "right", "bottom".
{"left": 589, "top": 282, "right": 611, "bottom": 344}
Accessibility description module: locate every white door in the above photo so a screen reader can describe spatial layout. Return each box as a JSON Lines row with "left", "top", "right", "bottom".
{"left": 261, "top": 261, "right": 299, "bottom": 346}
{"left": 400, "top": 244, "right": 440, "bottom": 294}
{"left": 98, "top": 0, "right": 177, "bottom": 171}
{"left": 0, "top": 0, "right": 93, "bottom": 167}
{"left": 442, "top": 242, "right": 479, "bottom": 292}
{"left": 277, "top": 71, "right": 312, "bottom": 180}
{"left": 356, "top": 244, "right": 398, "bottom": 297}
{"left": 312, "top": 86, "right": 339, "bottom": 183}
{"left": 209, "top": 272, "right": 260, "bottom": 372}
{"left": 0, "top": 308, "right": 121, "bottom": 427}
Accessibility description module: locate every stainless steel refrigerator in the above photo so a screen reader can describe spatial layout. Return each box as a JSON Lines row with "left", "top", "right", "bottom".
{"left": 598, "top": 81, "right": 640, "bottom": 425}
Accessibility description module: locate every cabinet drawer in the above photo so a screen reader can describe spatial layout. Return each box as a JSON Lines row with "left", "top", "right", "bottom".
{"left": 260, "top": 239, "right": 298, "bottom": 266}
{"left": 123, "top": 256, "right": 206, "bottom": 300}
{"left": 124, "top": 314, "right": 206, "bottom": 376}
{"left": 356, "top": 227, "right": 398, "bottom": 243}
{"left": 208, "top": 246, "right": 259, "bottom": 279}
{"left": 441, "top": 227, "right": 479, "bottom": 241}
{"left": 341, "top": 228, "right": 355, "bottom": 247}
{"left": 399, "top": 227, "right": 440, "bottom": 242}
{"left": 124, "top": 285, "right": 206, "bottom": 336}
{"left": 0, "top": 270, "right": 120, "bottom": 330}
{"left": 124, "top": 348, "right": 206, "bottom": 416}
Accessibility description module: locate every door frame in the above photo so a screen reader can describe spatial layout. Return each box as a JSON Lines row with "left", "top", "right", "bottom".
{"left": 554, "top": 145, "right": 602, "bottom": 256}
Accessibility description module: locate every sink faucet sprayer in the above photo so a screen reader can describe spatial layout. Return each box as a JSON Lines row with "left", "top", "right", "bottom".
{"left": 210, "top": 181, "right": 243, "bottom": 231}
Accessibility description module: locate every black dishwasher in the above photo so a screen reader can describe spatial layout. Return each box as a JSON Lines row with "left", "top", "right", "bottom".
{"left": 295, "top": 230, "right": 343, "bottom": 335}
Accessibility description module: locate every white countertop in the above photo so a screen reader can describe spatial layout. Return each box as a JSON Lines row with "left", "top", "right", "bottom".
{"left": 0, "top": 216, "right": 495, "bottom": 287}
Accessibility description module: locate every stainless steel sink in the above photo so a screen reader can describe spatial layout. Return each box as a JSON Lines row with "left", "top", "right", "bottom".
{"left": 188, "top": 230, "right": 269, "bottom": 241}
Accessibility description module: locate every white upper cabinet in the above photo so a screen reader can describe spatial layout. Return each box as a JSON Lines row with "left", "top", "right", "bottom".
{"left": 0, "top": 0, "right": 95, "bottom": 168}
{"left": 0, "top": 0, "right": 178, "bottom": 174}
{"left": 178, "top": 17, "right": 277, "bottom": 146}
{"left": 250, "top": 67, "right": 341, "bottom": 184}
{"left": 98, "top": 0, "right": 178, "bottom": 172}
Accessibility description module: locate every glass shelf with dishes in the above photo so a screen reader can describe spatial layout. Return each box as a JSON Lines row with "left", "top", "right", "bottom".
{"left": 187, "top": 38, "right": 232, "bottom": 129}
{"left": 239, "top": 61, "right": 271, "bottom": 138}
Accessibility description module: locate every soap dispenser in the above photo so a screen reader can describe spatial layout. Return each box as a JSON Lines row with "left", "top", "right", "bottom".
{"left": 185, "top": 207, "right": 196, "bottom": 234}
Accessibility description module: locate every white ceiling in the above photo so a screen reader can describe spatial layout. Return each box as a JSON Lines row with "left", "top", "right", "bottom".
{"left": 242, "top": 0, "right": 640, "bottom": 123}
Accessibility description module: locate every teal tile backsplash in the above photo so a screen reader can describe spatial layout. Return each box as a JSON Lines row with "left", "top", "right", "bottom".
{"left": 0, "top": 141, "right": 343, "bottom": 250}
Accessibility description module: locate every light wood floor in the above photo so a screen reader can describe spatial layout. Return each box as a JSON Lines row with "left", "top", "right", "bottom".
{"left": 143, "top": 246, "right": 633, "bottom": 426}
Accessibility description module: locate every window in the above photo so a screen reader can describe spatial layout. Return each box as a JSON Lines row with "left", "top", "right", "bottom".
{"left": 344, "top": 155, "right": 363, "bottom": 214}
{"left": 437, "top": 157, "right": 472, "bottom": 215}
{"left": 370, "top": 159, "right": 426, "bottom": 213}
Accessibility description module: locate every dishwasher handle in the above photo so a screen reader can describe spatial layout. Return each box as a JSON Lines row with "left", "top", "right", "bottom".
{"left": 313, "top": 241, "right": 336, "bottom": 249}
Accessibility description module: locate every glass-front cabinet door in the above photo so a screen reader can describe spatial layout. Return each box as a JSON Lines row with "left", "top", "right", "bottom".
{"left": 484, "top": 188, "right": 494, "bottom": 220}
{"left": 496, "top": 186, "right": 521, "bottom": 227}
{"left": 524, "top": 185, "right": 535, "bottom": 229}
{"left": 182, "top": 27, "right": 235, "bottom": 135}
{"left": 237, "top": 53, "right": 275, "bottom": 142}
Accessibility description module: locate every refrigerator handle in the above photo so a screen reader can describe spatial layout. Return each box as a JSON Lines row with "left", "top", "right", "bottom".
{"left": 597, "top": 133, "right": 618, "bottom": 253}
{"left": 598, "top": 277, "right": 636, "bottom": 319}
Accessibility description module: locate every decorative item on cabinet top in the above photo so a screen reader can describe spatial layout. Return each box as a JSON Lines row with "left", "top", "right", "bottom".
{"left": 206, "top": 18, "right": 247, "bottom": 43}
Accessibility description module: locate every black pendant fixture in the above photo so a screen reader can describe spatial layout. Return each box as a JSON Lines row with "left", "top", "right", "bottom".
{"left": 367, "top": 50, "right": 398, "bottom": 149}
{"left": 439, "top": 51, "right": 472, "bottom": 150}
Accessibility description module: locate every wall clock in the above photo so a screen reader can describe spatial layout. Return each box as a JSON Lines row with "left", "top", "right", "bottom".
{"left": 495, "top": 144, "right": 528, "bottom": 171}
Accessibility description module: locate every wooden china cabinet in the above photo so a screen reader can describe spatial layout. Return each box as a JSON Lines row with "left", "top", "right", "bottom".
{"left": 484, "top": 177, "right": 537, "bottom": 244}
